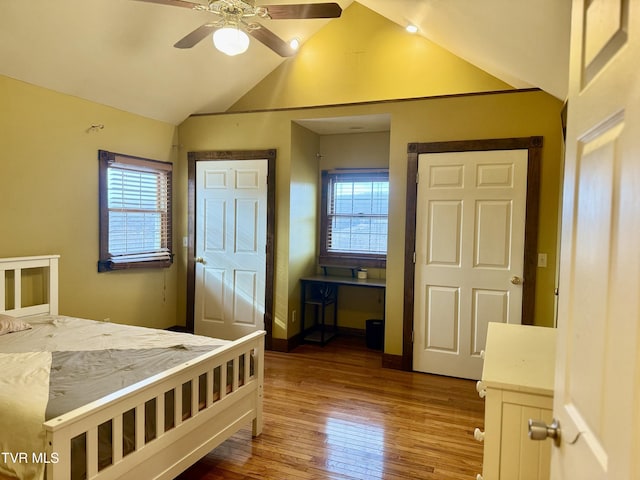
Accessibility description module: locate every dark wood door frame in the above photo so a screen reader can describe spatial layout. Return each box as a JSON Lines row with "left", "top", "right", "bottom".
{"left": 402, "top": 137, "right": 543, "bottom": 371}
{"left": 186, "top": 149, "right": 276, "bottom": 350}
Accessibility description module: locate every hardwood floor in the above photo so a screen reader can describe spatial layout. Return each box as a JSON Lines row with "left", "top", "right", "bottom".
{"left": 177, "top": 335, "right": 485, "bottom": 480}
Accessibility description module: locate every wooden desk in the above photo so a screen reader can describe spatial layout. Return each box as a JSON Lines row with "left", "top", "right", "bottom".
{"left": 299, "top": 275, "right": 386, "bottom": 345}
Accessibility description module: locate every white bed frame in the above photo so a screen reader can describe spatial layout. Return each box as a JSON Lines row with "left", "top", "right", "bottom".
{"left": 0, "top": 255, "right": 265, "bottom": 480}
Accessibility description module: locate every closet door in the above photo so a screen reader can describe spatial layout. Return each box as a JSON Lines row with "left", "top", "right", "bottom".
{"left": 413, "top": 149, "right": 528, "bottom": 380}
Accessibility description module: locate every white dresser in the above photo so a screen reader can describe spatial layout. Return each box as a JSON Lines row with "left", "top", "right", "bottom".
{"left": 475, "top": 323, "right": 557, "bottom": 480}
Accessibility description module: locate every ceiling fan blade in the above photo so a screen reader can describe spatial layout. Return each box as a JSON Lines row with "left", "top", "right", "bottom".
{"left": 262, "top": 3, "right": 342, "bottom": 19}
{"left": 174, "top": 23, "right": 216, "bottom": 48}
{"left": 132, "top": 0, "right": 199, "bottom": 9}
{"left": 249, "top": 24, "right": 296, "bottom": 57}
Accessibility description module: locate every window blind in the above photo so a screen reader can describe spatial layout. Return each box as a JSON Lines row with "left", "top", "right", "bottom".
{"left": 324, "top": 169, "right": 389, "bottom": 257}
{"left": 98, "top": 151, "right": 173, "bottom": 271}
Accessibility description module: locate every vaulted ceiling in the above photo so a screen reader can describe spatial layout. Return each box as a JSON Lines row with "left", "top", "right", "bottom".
{"left": 0, "top": 0, "right": 571, "bottom": 125}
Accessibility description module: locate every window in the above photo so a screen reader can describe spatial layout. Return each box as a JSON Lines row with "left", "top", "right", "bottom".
{"left": 319, "top": 169, "right": 389, "bottom": 268}
{"left": 98, "top": 150, "right": 173, "bottom": 272}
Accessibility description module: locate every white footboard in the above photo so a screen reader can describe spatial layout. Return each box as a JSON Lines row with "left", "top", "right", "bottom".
{"left": 43, "top": 330, "right": 265, "bottom": 480}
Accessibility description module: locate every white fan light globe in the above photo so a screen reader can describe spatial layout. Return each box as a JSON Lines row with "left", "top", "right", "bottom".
{"left": 213, "top": 27, "right": 250, "bottom": 56}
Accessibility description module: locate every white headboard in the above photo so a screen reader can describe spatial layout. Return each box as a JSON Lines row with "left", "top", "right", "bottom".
{"left": 0, "top": 255, "right": 59, "bottom": 317}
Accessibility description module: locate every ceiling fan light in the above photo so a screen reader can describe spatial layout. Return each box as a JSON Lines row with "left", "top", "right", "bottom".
{"left": 213, "top": 27, "right": 250, "bottom": 56}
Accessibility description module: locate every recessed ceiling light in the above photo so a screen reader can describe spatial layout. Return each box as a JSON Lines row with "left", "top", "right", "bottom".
{"left": 406, "top": 24, "right": 419, "bottom": 34}
{"left": 289, "top": 37, "right": 301, "bottom": 51}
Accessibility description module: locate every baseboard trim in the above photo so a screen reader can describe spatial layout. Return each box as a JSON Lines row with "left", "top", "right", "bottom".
{"left": 166, "top": 325, "right": 190, "bottom": 333}
{"left": 382, "top": 353, "right": 404, "bottom": 370}
{"left": 338, "top": 327, "right": 365, "bottom": 337}
{"left": 270, "top": 333, "right": 303, "bottom": 352}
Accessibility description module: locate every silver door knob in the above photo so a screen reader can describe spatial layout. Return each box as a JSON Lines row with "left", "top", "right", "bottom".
{"left": 528, "top": 418, "right": 561, "bottom": 444}
{"left": 510, "top": 276, "right": 522, "bottom": 285}
{"left": 195, "top": 257, "right": 206, "bottom": 264}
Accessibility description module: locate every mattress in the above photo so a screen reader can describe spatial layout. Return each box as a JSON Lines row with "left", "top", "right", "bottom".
{"left": 0, "top": 316, "right": 228, "bottom": 480}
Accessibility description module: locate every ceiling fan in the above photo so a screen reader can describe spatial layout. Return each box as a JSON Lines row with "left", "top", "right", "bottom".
{"left": 134, "top": 0, "right": 342, "bottom": 57}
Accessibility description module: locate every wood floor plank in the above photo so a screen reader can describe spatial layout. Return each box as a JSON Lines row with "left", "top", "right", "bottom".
{"left": 176, "top": 336, "right": 484, "bottom": 480}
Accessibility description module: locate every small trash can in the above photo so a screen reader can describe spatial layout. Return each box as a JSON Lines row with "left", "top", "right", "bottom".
{"left": 365, "top": 319, "right": 384, "bottom": 350}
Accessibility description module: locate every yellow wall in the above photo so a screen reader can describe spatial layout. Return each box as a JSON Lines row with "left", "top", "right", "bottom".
{"left": 175, "top": 112, "right": 296, "bottom": 338}
{"left": 178, "top": 89, "right": 564, "bottom": 355}
{"left": 288, "top": 123, "right": 321, "bottom": 335}
{"left": 318, "top": 131, "right": 390, "bottom": 170}
{"left": 0, "top": 75, "right": 179, "bottom": 329}
{"left": 383, "top": 93, "right": 563, "bottom": 348}
{"left": 229, "top": 2, "right": 513, "bottom": 112}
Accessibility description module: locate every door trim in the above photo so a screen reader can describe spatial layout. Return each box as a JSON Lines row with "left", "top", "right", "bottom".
{"left": 187, "top": 149, "right": 276, "bottom": 350}
{"left": 402, "top": 137, "right": 542, "bottom": 370}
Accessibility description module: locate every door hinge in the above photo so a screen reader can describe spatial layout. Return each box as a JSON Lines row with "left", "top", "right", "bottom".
{"left": 411, "top": 330, "right": 414, "bottom": 343}
{"left": 416, "top": 172, "right": 419, "bottom": 184}
{"left": 413, "top": 252, "right": 416, "bottom": 263}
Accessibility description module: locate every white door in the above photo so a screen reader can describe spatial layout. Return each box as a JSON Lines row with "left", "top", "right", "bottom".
{"left": 550, "top": 0, "right": 640, "bottom": 477}
{"left": 413, "top": 149, "right": 528, "bottom": 379}
{"left": 194, "top": 160, "right": 268, "bottom": 340}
